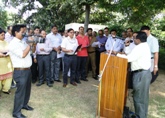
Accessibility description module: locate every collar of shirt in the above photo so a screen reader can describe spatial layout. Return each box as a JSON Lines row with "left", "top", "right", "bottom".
{"left": 13, "top": 37, "right": 22, "bottom": 42}
{"left": 51, "top": 32, "right": 60, "bottom": 36}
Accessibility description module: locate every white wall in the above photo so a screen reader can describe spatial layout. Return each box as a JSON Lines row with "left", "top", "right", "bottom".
{"left": 65, "top": 23, "right": 108, "bottom": 32}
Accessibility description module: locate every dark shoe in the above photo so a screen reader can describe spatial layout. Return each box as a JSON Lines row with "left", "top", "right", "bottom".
{"left": 54, "top": 80, "right": 61, "bottom": 82}
{"left": 81, "top": 78, "right": 88, "bottom": 81}
{"left": 93, "top": 76, "right": 98, "bottom": 80}
{"left": 70, "top": 82, "right": 77, "bottom": 86}
{"left": 36, "top": 82, "right": 44, "bottom": 86}
{"left": 47, "top": 84, "right": 53, "bottom": 87}
{"left": 3, "top": 90, "right": 11, "bottom": 95}
{"left": 63, "top": 83, "right": 67, "bottom": 87}
{"left": 13, "top": 114, "right": 26, "bottom": 118}
{"left": 75, "top": 80, "right": 81, "bottom": 84}
{"left": 22, "top": 105, "right": 34, "bottom": 111}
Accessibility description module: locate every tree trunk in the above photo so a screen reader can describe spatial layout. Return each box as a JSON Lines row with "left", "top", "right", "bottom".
{"left": 84, "top": 4, "right": 90, "bottom": 34}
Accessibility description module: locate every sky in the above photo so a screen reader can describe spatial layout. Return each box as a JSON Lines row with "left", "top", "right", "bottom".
{"left": 3, "top": 0, "right": 43, "bottom": 20}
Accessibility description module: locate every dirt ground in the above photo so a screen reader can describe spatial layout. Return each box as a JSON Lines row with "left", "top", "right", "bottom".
{"left": 0, "top": 70, "right": 164, "bottom": 118}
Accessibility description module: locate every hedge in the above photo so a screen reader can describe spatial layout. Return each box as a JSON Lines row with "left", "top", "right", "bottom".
{"left": 159, "top": 48, "right": 165, "bottom": 70}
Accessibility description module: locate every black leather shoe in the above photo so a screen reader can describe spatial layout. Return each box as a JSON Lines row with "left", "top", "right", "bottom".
{"left": 47, "top": 84, "right": 53, "bottom": 87}
{"left": 81, "top": 78, "right": 88, "bottom": 81}
{"left": 75, "top": 80, "right": 81, "bottom": 84}
{"left": 36, "top": 82, "right": 44, "bottom": 86}
{"left": 13, "top": 114, "right": 26, "bottom": 118}
{"left": 63, "top": 83, "right": 67, "bottom": 87}
{"left": 93, "top": 76, "right": 98, "bottom": 80}
{"left": 70, "top": 82, "right": 77, "bottom": 86}
{"left": 22, "top": 105, "right": 34, "bottom": 111}
{"left": 54, "top": 80, "right": 61, "bottom": 82}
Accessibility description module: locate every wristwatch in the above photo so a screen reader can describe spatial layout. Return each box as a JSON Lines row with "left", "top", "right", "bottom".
{"left": 154, "top": 65, "right": 158, "bottom": 68}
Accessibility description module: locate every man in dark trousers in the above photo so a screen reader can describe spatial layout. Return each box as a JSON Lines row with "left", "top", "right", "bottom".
{"left": 9, "top": 24, "right": 33, "bottom": 118}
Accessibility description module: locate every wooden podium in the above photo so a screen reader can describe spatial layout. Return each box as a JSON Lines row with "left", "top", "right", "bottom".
{"left": 97, "top": 53, "right": 128, "bottom": 118}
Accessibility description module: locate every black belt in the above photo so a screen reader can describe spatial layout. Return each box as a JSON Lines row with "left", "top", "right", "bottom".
{"left": 14, "top": 68, "right": 30, "bottom": 70}
{"left": 37, "top": 54, "right": 49, "bottom": 56}
{"left": 65, "top": 54, "right": 76, "bottom": 57}
{"left": 133, "top": 69, "right": 145, "bottom": 73}
{"left": 88, "top": 51, "right": 95, "bottom": 53}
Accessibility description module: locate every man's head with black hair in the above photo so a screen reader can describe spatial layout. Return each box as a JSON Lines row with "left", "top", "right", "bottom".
{"left": 7, "top": 26, "right": 12, "bottom": 34}
{"left": 140, "top": 25, "right": 150, "bottom": 36}
{"left": 110, "top": 29, "right": 117, "bottom": 37}
{"left": 34, "top": 26, "right": 40, "bottom": 35}
{"left": 127, "top": 28, "right": 133, "bottom": 37}
{"left": 12, "top": 24, "right": 25, "bottom": 40}
{"left": 104, "top": 27, "right": 109, "bottom": 36}
{"left": 133, "top": 31, "right": 147, "bottom": 45}
{"left": 86, "top": 28, "right": 93, "bottom": 36}
{"left": 51, "top": 24, "right": 58, "bottom": 34}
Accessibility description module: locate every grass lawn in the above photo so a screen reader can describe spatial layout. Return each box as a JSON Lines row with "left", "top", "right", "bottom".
{"left": 0, "top": 70, "right": 165, "bottom": 118}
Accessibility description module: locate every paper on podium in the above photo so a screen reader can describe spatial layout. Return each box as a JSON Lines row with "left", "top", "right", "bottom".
{"left": 91, "top": 41, "right": 101, "bottom": 48}
{"left": 57, "top": 51, "right": 65, "bottom": 58}
{"left": 116, "top": 53, "right": 127, "bottom": 59}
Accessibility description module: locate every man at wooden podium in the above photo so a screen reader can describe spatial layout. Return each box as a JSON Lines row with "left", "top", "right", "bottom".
{"left": 117, "top": 31, "right": 152, "bottom": 118}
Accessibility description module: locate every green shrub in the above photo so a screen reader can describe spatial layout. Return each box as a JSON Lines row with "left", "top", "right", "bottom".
{"left": 158, "top": 48, "right": 165, "bottom": 70}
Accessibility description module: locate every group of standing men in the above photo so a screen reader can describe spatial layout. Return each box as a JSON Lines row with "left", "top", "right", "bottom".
{"left": 2, "top": 23, "right": 159, "bottom": 118}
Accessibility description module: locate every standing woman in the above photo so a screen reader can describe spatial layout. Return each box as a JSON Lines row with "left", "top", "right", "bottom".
{"left": 0, "top": 28, "right": 13, "bottom": 95}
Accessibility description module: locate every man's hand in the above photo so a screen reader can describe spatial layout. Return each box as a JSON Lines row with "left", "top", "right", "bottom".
{"left": 68, "top": 50, "right": 73, "bottom": 53}
{"left": 40, "top": 48, "right": 44, "bottom": 51}
{"left": 34, "top": 58, "right": 37, "bottom": 63}
{"left": 101, "top": 43, "right": 105, "bottom": 46}
{"left": 153, "top": 67, "right": 158, "bottom": 75}
{"left": 78, "top": 48, "right": 82, "bottom": 51}
{"left": 125, "top": 40, "right": 130, "bottom": 46}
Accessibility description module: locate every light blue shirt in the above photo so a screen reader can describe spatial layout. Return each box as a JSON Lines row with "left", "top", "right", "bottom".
{"left": 46, "top": 32, "right": 62, "bottom": 49}
{"left": 105, "top": 36, "right": 123, "bottom": 52}
{"left": 147, "top": 34, "right": 159, "bottom": 57}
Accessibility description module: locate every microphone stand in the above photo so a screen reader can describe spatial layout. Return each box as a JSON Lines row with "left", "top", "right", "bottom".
{"left": 97, "top": 38, "right": 116, "bottom": 118}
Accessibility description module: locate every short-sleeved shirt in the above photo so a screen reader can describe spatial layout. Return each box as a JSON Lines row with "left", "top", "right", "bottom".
{"left": 46, "top": 32, "right": 62, "bottom": 48}
{"left": 8, "top": 37, "right": 32, "bottom": 68}
{"left": 61, "top": 36, "right": 78, "bottom": 55}
{"left": 76, "top": 35, "right": 89, "bottom": 57}
{"left": 147, "top": 34, "right": 159, "bottom": 57}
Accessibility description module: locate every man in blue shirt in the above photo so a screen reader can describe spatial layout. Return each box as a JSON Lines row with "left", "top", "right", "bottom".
{"left": 95, "top": 30, "right": 107, "bottom": 77}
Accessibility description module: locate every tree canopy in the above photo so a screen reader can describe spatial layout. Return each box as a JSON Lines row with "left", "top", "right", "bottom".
{"left": 2, "top": 0, "right": 165, "bottom": 32}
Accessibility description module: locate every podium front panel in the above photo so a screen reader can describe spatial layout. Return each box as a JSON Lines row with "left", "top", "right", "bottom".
{"left": 98, "top": 53, "right": 128, "bottom": 118}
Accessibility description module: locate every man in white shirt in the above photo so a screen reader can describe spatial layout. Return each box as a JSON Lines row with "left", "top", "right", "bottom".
{"left": 5, "top": 26, "right": 13, "bottom": 43}
{"left": 9, "top": 25, "right": 33, "bottom": 118}
{"left": 141, "top": 26, "right": 159, "bottom": 83}
{"left": 34, "top": 30, "right": 52, "bottom": 87}
{"left": 123, "top": 28, "right": 136, "bottom": 54}
{"left": 47, "top": 24, "right": 62, "bottom": 83}
{"left": 117, "top": 32, "right": 152, "bottom": 118}
{"left": 124, "top": 32, "right": 137, "bottom": 55}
